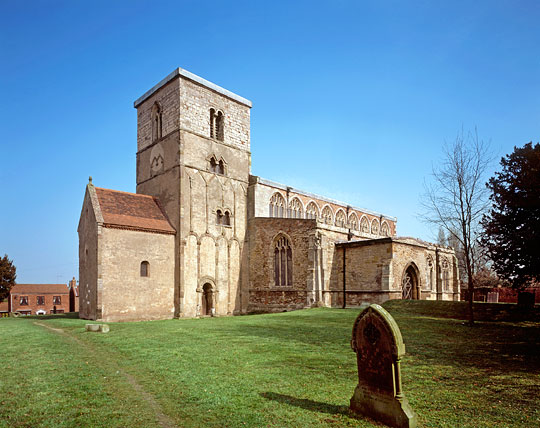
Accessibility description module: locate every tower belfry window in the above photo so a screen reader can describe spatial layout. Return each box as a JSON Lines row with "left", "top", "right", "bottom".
{"left": 210, "top": 108, "right": 224, "bottom": 141}
{"left": 151, "top": 103, "right": 162, "bottom": 142}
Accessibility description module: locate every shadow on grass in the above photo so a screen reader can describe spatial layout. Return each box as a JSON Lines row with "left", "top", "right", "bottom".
{"left": 260, "top": 392, "right": 349, "bottom": 416}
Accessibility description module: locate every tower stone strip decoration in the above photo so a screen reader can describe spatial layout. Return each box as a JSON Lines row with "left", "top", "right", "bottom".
{"left": 350, "top": 304, "right": 417, "bottom": 428}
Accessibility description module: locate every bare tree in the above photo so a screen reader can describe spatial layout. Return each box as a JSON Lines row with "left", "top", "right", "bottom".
{"left": 421, "top": 129, "right": 492, "bottom": 325}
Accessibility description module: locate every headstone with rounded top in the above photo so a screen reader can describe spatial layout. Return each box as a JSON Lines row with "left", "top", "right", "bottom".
{"left": 350, "top": 304, "right": 417, "bottom": 428}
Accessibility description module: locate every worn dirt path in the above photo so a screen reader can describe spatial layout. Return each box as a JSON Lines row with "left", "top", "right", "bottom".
{"left": 34, "top": 321, "right": 178, "bottom": 428}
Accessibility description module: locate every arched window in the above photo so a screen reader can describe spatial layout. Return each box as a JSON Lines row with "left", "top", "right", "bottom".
{"left": 210, "top": 157, "right": 218, "bottom": 173}
{"left": 217, "top": 159, "right": 225, "bottom": 175}
{"left": 381, "top": 221, "right": 390, "bottom": 237}
{"left": 210, "top": 108, "right": 224, "bottom": 141}
{"left": 426, "top": 255, "right": 434, "bottom": 290}
{"left": 442, "top": 259, "right": 450, "bottom": 291}
{"left": 335, "top": 210, "right": 347, "bottom": 228}
{"left": 209, "top": 156, "right": 225, "bottom": 175}
{"left": 151, "top": 103, "right": 162, "bottom": 142}
{"left": 321, "top": 206, "right": 333, "bottom": 225}
{"left": 274, "top": 236, "right": 292, "bottom": 286}
{"left": 402, "top": 265, "right": 419, "bottom": 299}
{"left": 269, "top": 192, "right": 286, "bottom": 218}
{"left": 289, "top": 197, "right": 303, "bottom": 218}
{"left": 217, "top": 209, "right": 231, "bottom": 226}
{"left": 349, "top": 213, "right": 359, "bottom": 231}
{"left": 140, "top": 261, "right": 150, "bottom": 277}
{"left": 360, "top": 216, "right": 369, "bottom": 233}
{"left": 305, "top": 201, "right": 319, "bottom": 219}
{"left": 371, "top": 219, "right": 380, "bottom": 235}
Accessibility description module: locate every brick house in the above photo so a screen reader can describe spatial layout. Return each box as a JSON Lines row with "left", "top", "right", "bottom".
{"left": 9, "top": 284, "right": 70, "bottom": 315}
{"left": 0, "top": 300, "right": 9, "bottom": 318}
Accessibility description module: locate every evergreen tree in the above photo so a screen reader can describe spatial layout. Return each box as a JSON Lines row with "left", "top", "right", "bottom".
{"left": 482, "top": 142, "right": 540, "bottom": 288}
{"left": 0, "top": 254, "right": 17, "bottom": 301}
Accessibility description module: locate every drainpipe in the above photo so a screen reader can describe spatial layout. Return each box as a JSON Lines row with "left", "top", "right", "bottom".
{"left": 342, "top": 246, "right": 347, "bottom": 309}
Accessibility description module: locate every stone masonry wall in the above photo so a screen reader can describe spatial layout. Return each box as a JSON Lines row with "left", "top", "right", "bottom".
{"left": 137, "top": 79, "right": 181, "bottom": 152}
{"left": 329, "top": 240, "right": 395, "bottom": 307}
{"left": 100, "top": 227, "right": 175, "bottom": 322}
{"left": 78, "top": 187, "right": 100, "bottom": 320}
{"left": 180, "top": 78, "right": 250, "bottom": 151}
{"left": 248, "top": 218, "right": 318, "bottom": 312}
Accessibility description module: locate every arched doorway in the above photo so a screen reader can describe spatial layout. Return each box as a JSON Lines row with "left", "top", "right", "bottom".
{"left": 402, "top": 265, "right": 420, "bottom": 300}
{"left": 201, "top": 283, "right": 214, "bottom": 316}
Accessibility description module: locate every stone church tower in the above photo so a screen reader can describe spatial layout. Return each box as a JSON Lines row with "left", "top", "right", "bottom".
{"left": 134, "top": 69, "right": 251, "bottom": 318}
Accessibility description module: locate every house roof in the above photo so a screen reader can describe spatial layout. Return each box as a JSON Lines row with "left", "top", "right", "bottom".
{"left": 11, "top": 284, "right": 69, "bottom": 295}
{"left": 95, "top": 187, "right": 175, "bottom": 234}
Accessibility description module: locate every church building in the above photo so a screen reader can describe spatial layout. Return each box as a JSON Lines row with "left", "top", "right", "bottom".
{"left": 78, "top": 68, "right": 459, "bottom": 322}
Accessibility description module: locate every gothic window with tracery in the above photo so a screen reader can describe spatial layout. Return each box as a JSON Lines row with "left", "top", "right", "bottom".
{"left": 269, "top": 192, "right": 286, "bottom": 217}
{"left": 151, "top": 103, "right": 162, "bottom": 142}
{"left": 210, "top": 108, "right": 224, "bottom": 141}
{"left": 335, "top": 210, "right": 346, "bottom": 228}
{"left": 442, "top": 259, "right": 450, "bottom": 291}
{"left": 321, "top": 206, "right": 333, "bottom": 225}
{"left": 360, "top": 216, "right": 369, "bottom": 233}
{"left": 274, "top": 235, "right": 292, "bottom": 286}
{"left": 381, "top": 221, "right": 390, "bottom": 236}
{"left": 371, "top": 219, "right": 380, "bottom": 235}
{"left": 305, "top": 201, "right": 319, "bottom": 219}
{"left": 349, "top": 213, "right": 359, "bottom": 230}
{"left": 289, "top": 197, "right": 303, "bottom": 218}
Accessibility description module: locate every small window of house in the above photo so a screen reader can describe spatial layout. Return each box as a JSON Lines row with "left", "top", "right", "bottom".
{"left": 37, "top": 296, "right": 45, "bottom": 305}
{"left": 20, "top": 296, "right": 29, "bottom": 306}
{"left": 216, "top": 209, "right": 224, "bottom": 225}
{"left": 140, "top": 261, "right": 150, "bottom": 277}
{"left": 53, "top": 296, "right": 61, "bottom": 305}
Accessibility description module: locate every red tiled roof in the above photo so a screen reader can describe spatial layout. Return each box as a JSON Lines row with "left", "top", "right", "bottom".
{"left": 11, "top": 284, "right": 69, "bottom": 295}
{"left": 0, "top": 301, "right": 8, "bottom": 311}
{"left": 95, "top": 188, "right": 175, "bottom": 234}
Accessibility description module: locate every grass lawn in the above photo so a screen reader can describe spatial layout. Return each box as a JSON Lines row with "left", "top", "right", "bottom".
{"left": 1, "top": 301, "right": 539, "bottom": 428}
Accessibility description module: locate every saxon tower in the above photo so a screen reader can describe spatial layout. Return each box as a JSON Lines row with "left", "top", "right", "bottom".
{"left": 134, "top": 68, "right": 252, "bottom": 317}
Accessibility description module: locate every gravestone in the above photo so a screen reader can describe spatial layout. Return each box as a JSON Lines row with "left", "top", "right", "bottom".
{"left": 350, "top": 304, "right": 416, "bottom": 428}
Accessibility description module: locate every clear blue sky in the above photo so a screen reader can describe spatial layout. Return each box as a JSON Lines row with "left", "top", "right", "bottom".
{"left": 1, "top": 1, "right": 539, "bottom": 284}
